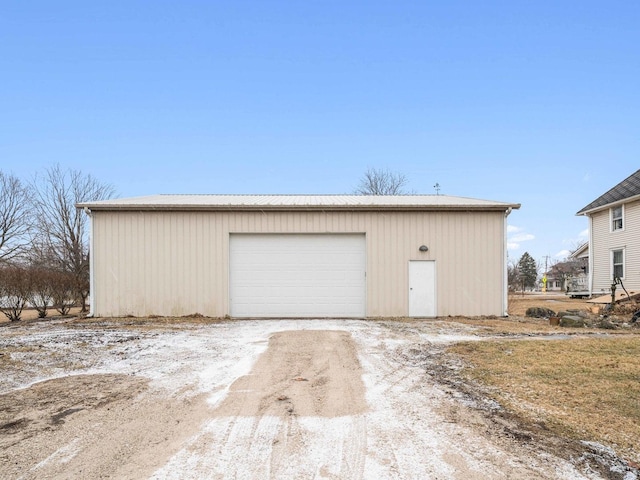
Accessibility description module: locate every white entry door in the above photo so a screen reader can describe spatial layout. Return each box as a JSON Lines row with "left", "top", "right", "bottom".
{"left": 409, "top": 261, "right": 436, "bottom": 317}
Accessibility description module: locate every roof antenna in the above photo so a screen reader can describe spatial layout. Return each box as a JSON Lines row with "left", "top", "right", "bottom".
{"left": 434, "top": 183, "right": 441, "bottom": 195}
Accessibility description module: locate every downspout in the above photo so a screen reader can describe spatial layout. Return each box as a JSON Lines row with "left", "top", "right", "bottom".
{"left": 588, "top": 215, "right": 593, "bottom": 297}
{"left": 503, "top": 207, "right": 512, "bottom": 316}
{"left": 84, "top": 207, "right": 95, "bottom": 317}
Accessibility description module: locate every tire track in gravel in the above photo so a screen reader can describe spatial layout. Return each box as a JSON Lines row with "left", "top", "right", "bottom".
{"left": 152, "top": 330, "right": 369, "bottom": 479}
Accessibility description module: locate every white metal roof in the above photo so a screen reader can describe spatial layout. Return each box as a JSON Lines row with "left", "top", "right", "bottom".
{"left": 78, "top": 194, "right": 520, "bottom": 211}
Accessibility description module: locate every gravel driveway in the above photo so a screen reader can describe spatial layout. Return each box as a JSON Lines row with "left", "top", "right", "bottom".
{"left": 0, "top": 318, "right": 594, "bottom": 479}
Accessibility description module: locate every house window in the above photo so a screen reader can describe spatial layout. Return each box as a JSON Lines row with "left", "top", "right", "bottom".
{"left": 611, "top": 206, "right": 623, "bottom": 231}
{"left": 612, "top": 249, "right": 624, "bottom": 279}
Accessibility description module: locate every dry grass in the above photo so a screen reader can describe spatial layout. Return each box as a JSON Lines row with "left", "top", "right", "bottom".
{"left": 0, "top": 306, "right": 84, "bottom": 324}
{"left": 67, "top": 315, "right": 229, "bottom": 332}
{"left": 446, "top": 316, "right": 575, "bottom": 334}
{"left": 507, "top": 292, "right": 592, "bottom": 316}
{"left": 0, "top": 311, "right": 228, "bottom": 330}
{"left": 445, "top": 316, "right": 640, "bottom": 336}
{"left": 449, "top": 336, "right": 640, "bottom": 462}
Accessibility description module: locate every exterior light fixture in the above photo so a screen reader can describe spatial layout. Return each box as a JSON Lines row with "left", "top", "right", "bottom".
{"left": 419, "top": 245, "right": 429, "bottom": 252}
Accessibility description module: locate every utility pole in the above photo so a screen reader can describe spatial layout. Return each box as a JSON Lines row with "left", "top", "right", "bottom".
{"left": 542, "top": 255, "right": 549, "bottom": 293}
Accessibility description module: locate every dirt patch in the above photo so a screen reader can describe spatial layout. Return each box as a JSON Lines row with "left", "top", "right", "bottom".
{"left": 0, "top": 374, "right": 212, "bottom": 480}
{"left": 216, "top": 330, "right": 367, "bottom": 418}
{"left": 0, "top": 374, "right": 147, "bottom": 446}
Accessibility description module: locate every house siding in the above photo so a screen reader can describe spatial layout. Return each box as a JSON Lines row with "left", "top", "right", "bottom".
{"left": 590, "top": 198, "right": 640, "bottom": 294}
{"left": 91, "top": 210, "right": 507, "bottom": 318}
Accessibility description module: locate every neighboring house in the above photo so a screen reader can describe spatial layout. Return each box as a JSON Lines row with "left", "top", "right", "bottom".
{"left": 544, "top": 273, "right": 564, "bottom": 292}
{"left": 565, "top": 243, "right": 589, "bottom": 297}
{"left": 543, "top": 250, "right": 588, "bottom": 294}
{"left": 78, "top": 195, "right": 520, "bottom": 318}
{"left": 577, "top": 169, "right": 640, "bottom": 296}
{"left": 536, "top": 249, "right": 587, "bottom": 293}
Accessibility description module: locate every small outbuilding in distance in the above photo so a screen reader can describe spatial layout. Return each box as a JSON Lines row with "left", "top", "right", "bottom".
{"left": 78, "top": 194, "right": 520, "bottom": 319}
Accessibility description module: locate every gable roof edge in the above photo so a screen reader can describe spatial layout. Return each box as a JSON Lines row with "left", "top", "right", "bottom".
{"left": 577, "top": 192, "right": 640, "bottom": 216}
{"left": 576, "top": 169, "right": 640, "bottom": 215}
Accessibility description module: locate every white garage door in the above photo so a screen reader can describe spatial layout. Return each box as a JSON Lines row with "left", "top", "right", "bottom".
{"left": 230, "top": 234, "right": 366, "bottom": 317}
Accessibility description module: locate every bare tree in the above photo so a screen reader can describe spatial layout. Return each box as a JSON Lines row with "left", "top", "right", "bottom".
{"left": 0, "top": 171, "right": 31, "bottom": 262}
{"left": 355, "top": 168, "right": 409, "bottom": 195}
{"left": 31, "top": 165, "right": 115, "bottom": 312}
{"left": 507, "top": 258, "right": 520, "bottom": 292}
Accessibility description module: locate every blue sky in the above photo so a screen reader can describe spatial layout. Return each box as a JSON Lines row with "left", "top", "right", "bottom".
{"left": 1, "top": 1, "right": 638, "bottom": 268}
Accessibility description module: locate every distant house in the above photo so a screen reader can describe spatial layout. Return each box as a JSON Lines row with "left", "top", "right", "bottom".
{"left": 565, "top": 243, "right": 589, "bottom": 297}
{"left": 544, "top": 273, "right": 564, "bottom": 292}
{"left": 545, "top": 250, "right": 588, "bottom": 294}
{"left": 577, "top": 169, "right": 640, "bottom": 296}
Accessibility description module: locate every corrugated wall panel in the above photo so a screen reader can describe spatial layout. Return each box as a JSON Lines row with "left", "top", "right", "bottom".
{"left": 91, "top": 210, "right": 507, "bottom": 318}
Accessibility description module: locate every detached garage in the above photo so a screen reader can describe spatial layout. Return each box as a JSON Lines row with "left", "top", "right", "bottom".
{"left": 78, "top": 195, "right": 519, "bottom": 318}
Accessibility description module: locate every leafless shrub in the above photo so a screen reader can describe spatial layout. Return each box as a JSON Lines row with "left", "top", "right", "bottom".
{"left": 50, "top": 270, "right": 76, "bottom": 315}
{"left": 0, "top": 264, "right": 32, "bottom": 321}
{"left": 28, "top": 267, "right": 56, "bottom": 318}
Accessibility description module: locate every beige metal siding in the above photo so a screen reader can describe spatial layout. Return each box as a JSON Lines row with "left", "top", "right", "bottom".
{"left": 590, "top": 199, "right": 640, "bottom": 294}
{"left": 91, "top": 210, "right": 507, "bottom": 317}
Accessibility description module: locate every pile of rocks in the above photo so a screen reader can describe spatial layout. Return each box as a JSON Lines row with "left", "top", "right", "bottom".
{"left": 525, "top": 306, "right": 640, "bottom": 329}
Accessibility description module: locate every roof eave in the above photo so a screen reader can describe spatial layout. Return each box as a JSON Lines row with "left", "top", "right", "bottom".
{"left": 569, "top": 242, "right": 589, "bottom": 258}
{"left": 77, "top": 203, "right": 521, "bottom": 213}
{"left": 576, "top": 193, "right": 640, "bottom": 216}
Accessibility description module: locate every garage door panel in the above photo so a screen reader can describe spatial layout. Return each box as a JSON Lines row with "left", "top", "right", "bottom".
{"left": 230, "top": 234, "right": 366, "bottom": 317}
